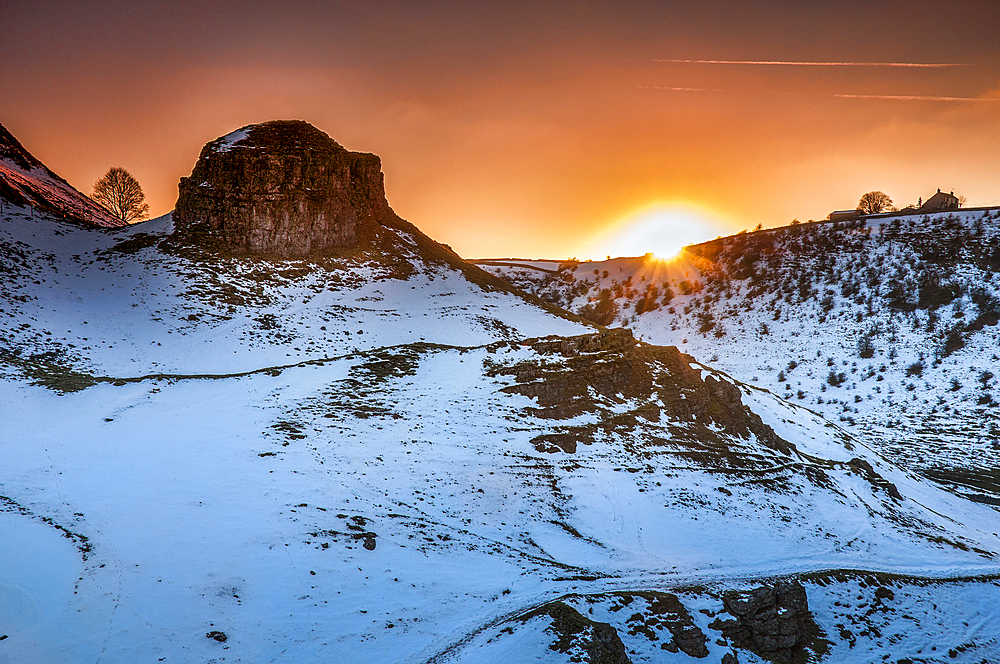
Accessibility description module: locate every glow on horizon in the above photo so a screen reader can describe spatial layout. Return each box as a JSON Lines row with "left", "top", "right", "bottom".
{"left": 578, "top": 204, "right": 731, "bottom": 261}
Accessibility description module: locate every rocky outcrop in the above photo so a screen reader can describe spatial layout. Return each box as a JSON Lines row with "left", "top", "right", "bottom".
{"left": 0, "top": 124, "right": 125, "bottom": 227}
{"left": 172, "top": 120, "right": 395, "bottom": 257}
{"left": 167, "top": 119, "right": 593, "bottom": 328}
{"left": 710, "top": 581, "right": 824, "bottom": 664}
{"left": 623, "top": 592, "right": 709, "bottom": 657}
{"left": 523, "top": 601, "right": 631, "bottom": 664}
{"left": 487, "top": 328, "right": 792, "bottom": 455}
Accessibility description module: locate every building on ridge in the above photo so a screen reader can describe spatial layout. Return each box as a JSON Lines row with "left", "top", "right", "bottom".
{"left": 919, "top": 188, "right": 960, "bottom": 212}
{"left": 828, "top": 209, "right": 862, "bottom": 223}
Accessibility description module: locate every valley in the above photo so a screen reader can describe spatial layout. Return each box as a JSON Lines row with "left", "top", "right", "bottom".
{"left": 1, "top": 122, "right": 999, "bottom": 664}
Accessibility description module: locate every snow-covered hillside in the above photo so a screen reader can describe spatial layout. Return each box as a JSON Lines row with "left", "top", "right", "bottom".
{"left": 3, "top": 205, "right": 1000, "bottom": 663}
{"left": 479, "top": 212, "right": 1000, "bottom": 507}
{"left": 0, "top": 208, "right": 586, "bottom": 379}
{"left": 0, "top": 124, "right": 124, "bottom": 228}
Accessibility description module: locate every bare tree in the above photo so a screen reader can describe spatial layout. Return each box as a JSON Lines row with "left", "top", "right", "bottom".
{"left": 857, "top": 191, "right": 893, "bottom": 215}
{"left": 92, "top": 167, "right": 149, "bottom": 223}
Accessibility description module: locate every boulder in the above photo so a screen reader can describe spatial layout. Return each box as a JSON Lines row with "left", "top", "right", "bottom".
{"left": 710, "top": 581, "right": 823, "bottom": 664}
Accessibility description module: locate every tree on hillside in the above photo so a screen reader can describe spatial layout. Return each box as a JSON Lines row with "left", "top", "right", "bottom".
{"left": 92, "top": 167, "right": 149, "bottom": 223}
{"left": 857, "top": 191, "right": 893, "bottom": 215}
{"left": 578, "top": 288, "right": 617, "bottom": 326}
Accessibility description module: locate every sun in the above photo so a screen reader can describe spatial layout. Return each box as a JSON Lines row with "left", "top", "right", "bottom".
{"left": 580, "top": 204, "right": 730, "bottom": 260}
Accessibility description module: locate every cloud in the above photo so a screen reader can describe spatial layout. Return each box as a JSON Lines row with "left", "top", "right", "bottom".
{"left": 653, "top": 59, "right": 970, "bottom": 68}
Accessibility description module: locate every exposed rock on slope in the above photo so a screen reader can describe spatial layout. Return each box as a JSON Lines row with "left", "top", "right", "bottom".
{"left": 0, "top": 124, "right": 125, "bottom": 227}
{"left": 621, "top": 592, "right": 709, "bottom": 657}
{"left": 520, "top": 601, "right": 632, "bottom": 664}
{"left": 470, "top": 582, "right": 837, "bottom": 663}
{"left": 489, "top": 327, "right": 791, "bottom": 455}
{"left": 711, "top": 581, "right": 824, "bottom": 664}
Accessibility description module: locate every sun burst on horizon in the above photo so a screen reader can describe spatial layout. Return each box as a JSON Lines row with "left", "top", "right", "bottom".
{"left": 579, "top": 203, "right": 730, "bottom": 261}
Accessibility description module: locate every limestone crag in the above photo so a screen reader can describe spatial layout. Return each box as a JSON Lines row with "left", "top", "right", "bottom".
{"left": 173, "top": 120, "right": 394, "bottom": 256}
{"left": 167, "top": 119, "right": 595, "bottom": 326}
{"left": 487, "top": 328, "right": 792, "bottom": 455}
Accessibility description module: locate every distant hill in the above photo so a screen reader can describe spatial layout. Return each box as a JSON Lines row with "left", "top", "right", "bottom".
{"left": 0, "top": 123, "right": 125, "bottom": 227}
{"left": 479, "top": 211, "right": 1000, "bottom": 504}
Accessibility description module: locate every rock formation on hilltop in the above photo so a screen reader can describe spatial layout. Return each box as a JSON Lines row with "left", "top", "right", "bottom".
{"left": 0, "top": 124, "right": 125, "bottom": 227}
{"left": 168, "top": 119, "right": 581, "bottom": 319}
{"left": 173, "top": 120, "right": 396, "bottom": 257}
{"left": 167, "top": 119, "right": 592, "bottom": 326}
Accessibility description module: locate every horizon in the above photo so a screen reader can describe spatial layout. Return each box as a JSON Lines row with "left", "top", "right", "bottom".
{"left": 4, "top": 1, "right": 1000, "bottom": 259}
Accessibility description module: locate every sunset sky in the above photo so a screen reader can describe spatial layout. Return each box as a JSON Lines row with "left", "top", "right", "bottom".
{"left": 4, "top": 0, "right": 1000, "bottom": 259}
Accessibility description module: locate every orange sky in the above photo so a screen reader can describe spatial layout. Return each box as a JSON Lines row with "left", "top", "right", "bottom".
{"left": 4, "top": 1, "right": 1000, "bottom": 258}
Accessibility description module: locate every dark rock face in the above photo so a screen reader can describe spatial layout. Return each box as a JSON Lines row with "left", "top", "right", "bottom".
{"left": 623, "top": 592, "right": 709, "bottom": 657}
{"left": 524, "top": 601, "right": 632, "bottom": 664}
{"left": 710, "top": 581, "right": 823, "bottom": 664}
{"left": 173, "top": 120, "right": 394, "bottom": 257}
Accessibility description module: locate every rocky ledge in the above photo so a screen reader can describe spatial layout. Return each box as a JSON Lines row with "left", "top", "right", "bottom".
{"left": 172, "top": 120, "right": 394, "bottom": 257}
{"left": 487, "top": 328, "right": 793, "bottom": 455}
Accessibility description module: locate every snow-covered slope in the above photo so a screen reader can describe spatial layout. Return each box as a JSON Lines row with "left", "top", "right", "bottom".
{"left": 3, "top": 205, "right": 1000, "bottom": 662}
{"left": 0, "top": 124, "right": 124, "bottom": 228}
{"left": 480, "top": 212, "right": 1000, "bottom": 506}
{"left": 451, "top": 573, "right": 1000, "bottom": 663}
{"left": 0, "top": 206, "right": 585, "bottom": 378}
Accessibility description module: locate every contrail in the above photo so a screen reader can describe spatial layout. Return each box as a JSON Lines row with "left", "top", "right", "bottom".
{"left": 643, "top": 86, "right": 997, "bottom": 102}
{"left": 640, "top": 85, "right": 725, "bottom": 92}
{"left": 654, "top": 59, "right": 969, "bottom": 68}
{"left": 830, "top": 93, "right": 997, "bottom": 102}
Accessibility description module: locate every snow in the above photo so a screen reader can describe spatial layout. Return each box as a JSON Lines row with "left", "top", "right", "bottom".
{"left": 480, "top": 211, "right": 1000, "bottom": 499}
{"left": 0, "top": 513, "right": 88, "bottom": 659}
{"left": 0, "top": 154, "right": 123, "bottom": 227}
{"left": 214, "top": 127, "right": 250, "bottom": 152}
{"left": 471, "top": 259, "right": 565, "bottom": 273}
{"left": 807, "top": 575, "right": 1000, "bottom": 662}
{"left": 2, "top": 208, "right": 1000, "bottom": 662}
